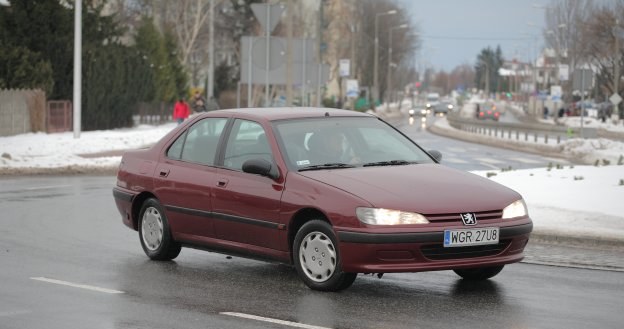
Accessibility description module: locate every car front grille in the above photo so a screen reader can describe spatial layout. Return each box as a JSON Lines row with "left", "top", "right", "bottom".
{"left": 424, "top": 209, "right": 503, "bottom": 223}
{"left": 420, "top": 240, "right": 510, "bottom": 260}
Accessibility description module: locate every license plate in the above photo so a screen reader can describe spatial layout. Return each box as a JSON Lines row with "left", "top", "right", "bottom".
{"left": 443, "top": 227, "right": 499, "bottom": 247}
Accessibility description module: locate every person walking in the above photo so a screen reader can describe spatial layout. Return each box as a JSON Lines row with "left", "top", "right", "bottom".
{"left": 173, "top": 97, "right": 190, "bottom": 124}
{"left": 192, "top": 91, "right": 207, "bottom": 113}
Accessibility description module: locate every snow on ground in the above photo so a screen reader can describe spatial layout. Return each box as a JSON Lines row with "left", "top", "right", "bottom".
{"left": 472, "top": 165, "right": 624, "bottom": 241}
{"left": 0, "top": 123, "right": 177, "bottom": 169}
{"left": 1, "top": 120, "right": 623, "bottom": 240}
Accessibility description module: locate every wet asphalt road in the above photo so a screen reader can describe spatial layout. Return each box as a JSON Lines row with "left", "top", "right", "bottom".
{"left": 1, "top": 175, "right": 623, "bottom": 329}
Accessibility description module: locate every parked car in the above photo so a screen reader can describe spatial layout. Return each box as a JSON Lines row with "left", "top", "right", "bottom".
{"left": 477, "top": 103, "right": 500, "bottom": 121}
{"left": 113, "top": 108, "right": 532, "bottom": 291}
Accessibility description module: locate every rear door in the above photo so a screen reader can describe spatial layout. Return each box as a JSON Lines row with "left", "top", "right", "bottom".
{"left": 153, "top": 117, "right": 228, "bottom": 241}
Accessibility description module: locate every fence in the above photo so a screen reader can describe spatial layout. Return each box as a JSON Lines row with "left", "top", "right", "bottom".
{"left": 47, "top": 101, "right": 72, "bottom": 133}
{"left": 134, "top": 102, "right": 173, "bottom": 126}
{"left": 0, "top": 89, "right": 46, "bottom": 137}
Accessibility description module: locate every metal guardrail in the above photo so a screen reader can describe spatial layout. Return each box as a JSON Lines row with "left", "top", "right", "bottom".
{"left": 446, "top": 112, "right": 600, "bottom": 144}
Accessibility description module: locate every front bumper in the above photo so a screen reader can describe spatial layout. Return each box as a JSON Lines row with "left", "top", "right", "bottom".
{"left": 336, "top": 222, "right": 532, "bottom": 273}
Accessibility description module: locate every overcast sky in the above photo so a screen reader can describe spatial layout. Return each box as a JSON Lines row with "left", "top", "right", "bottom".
{"left": 399, "top": 0, "right": 550, "bottom": 71}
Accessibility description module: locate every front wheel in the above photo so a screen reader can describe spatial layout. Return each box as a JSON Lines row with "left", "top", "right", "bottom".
{"left": 293, "top": 220, "right": 356, "bottom": 291}
{"left": 453, "top": 265, "right": 504, "bottom": 281}
{"left": 138, "top": 198, "right": 181, "bottom": 261}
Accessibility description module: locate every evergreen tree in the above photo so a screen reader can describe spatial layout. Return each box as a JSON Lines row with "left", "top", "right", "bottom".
{"left": 0, "top": 0, "right": 72, "bottom": 98}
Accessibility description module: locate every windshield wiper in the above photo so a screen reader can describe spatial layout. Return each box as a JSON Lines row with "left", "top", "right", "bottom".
{"left": 362, "top": 160, "right": 417, "bottom": 167}
{"left": 299, "top": 163, "right": 356, "bottom": 171}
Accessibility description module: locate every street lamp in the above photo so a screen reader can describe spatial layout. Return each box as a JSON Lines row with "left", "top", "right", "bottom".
{"left": 374, "top": 9, "right": 397, "bottom": 104}
{"left": 386, "top": 24, "right": 408, "bottom": 109}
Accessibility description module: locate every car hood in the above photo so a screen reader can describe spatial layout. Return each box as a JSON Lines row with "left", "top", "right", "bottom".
{"left": 297, "top": 164, "right": 521, "bottom": 214}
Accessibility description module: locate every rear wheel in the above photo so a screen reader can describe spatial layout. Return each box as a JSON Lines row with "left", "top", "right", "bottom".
{"left": 293, "top": 220, "right": 356, "bottom": 291}
{"left": 138, "top": 198, "right": 181, "bottom": 260}
{"left": 453, "top": 265, "right": 504, "bottom": 281}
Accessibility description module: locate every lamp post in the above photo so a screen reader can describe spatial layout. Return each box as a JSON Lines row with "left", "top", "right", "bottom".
{"left": 374, "top": 9, "right": 397, "bottom": 104}
{"left": 547, "top": 23, "right": 566, "bottom": 85}
{"left": 207, "top": 0, "right": 215, "bottom": 99}
{"left": 386, "top": 24, "right": 408, "bottom": 109}
{"left": 611, "top": 19, "right": 624, "bottom": 120}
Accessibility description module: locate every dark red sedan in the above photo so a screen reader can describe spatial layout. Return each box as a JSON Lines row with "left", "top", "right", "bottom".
{"left": 113, "top": 108, "right": 532, "bottom": 291}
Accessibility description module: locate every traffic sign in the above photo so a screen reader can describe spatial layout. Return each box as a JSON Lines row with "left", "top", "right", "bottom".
{"left": 251, "top": 3, "right": 285, "bottom": 34}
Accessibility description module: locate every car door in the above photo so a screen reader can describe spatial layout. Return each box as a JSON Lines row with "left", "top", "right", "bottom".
{"left": 153, "top": 117, "right": 228, "bottom": 242}
{"left": 212, "top": 119, "right": 284, "bottom": 251}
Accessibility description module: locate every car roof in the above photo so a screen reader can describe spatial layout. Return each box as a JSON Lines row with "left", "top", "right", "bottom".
{"left": 198, "top": 107, "right": 373, "bottom": 122}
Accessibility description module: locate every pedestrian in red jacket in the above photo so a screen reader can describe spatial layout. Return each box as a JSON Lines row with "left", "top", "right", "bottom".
{"left": 173, "top": 98, "right": 190, "bottom": 124}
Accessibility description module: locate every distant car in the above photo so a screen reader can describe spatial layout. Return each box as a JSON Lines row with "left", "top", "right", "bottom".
{"left": 113, "top": 108, "right": 532, "bottom": 291}
{"left": 409, "top": 107, "right": 429, "bottom": 117}
{"left": 433, "top": 102, "right": 454, "bottom": 115}
{"left": 477, "top": 104, "right": 500, "bottom": 121}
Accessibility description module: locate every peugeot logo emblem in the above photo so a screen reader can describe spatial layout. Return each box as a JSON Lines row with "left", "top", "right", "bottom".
{"left": 460, "top": 213, "right": 477, "bottom": 226}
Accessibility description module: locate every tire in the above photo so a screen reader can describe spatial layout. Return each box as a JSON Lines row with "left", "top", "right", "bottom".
{"left": 453, "top": 265, "right": 504, "bottom": 281}
{"left": 293, "top": 220, "right": 357, "bottom": 291}
{"left": 138, "top": 198, "right": 181, "bottom": 261}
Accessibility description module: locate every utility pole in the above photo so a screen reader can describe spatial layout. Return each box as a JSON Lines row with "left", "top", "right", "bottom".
{"left": 374, "top": 10, "right": 397, "bottom": 105}
{"left": 207, "top": 0, "right": 214, "bottom": 99}
{"left": 614, "top": 19, "right": 620, "bottom": 115}
{"left": 285, "top": 0, "right": 293, "bottom": 106}
{"left": 73, "top": 0, "right": 82, "bottom": 139}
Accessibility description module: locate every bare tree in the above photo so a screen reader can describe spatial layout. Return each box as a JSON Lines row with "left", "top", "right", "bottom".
{"left": 354, "top": 0, "right": 420, "bottom": 101}
{"left": 544, "top": 0, "right": 594, "bottom": 82}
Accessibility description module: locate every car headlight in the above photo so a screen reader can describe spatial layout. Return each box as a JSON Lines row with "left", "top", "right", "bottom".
{"left": 502, "top": 199, "right": 528, "bottom": 219}
{"left": 408, "top": 109, "right": 415, "bottom": 115}
{"left": 356, "top": 207, "right": 430, "bottom": 225}
{"left": 448, "top": 105, "right": 453, "bottom": 110}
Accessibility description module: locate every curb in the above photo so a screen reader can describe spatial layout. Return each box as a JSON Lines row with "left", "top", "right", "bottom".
{"left": 529, "top": 232, "right": 624, "bottom": 250}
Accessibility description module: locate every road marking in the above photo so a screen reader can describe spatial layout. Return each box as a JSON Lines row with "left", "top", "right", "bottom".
{"left": 24, "top": 185, "right": 72, "bottom": 191}
{"left": 0, "top": 310, "right": 32, "bottom": 317}
{"left": 474, "top": 157, "right": 505, "bottom": 164}
{"left": 508, "top": 157, "right": 544, "bottom": 164}
{"left": 30, "top": 277, "right": 124, "bottom": 294}
{"left": 221, "top": 312, "right": 333, "bottom": 329}
{"left": 442, "top": 157, "right": 469, "bottom": 164}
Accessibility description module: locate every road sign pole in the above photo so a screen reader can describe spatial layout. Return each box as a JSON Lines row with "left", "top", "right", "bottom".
{"left": 265, "top": 7, "right": 270, "bottom": 107}
{"left": 580, "top": 72, "right": 585, "bottom": 139}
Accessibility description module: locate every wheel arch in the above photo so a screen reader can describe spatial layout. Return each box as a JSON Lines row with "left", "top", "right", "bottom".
{"left": 131, "top": 192, "right": 158, "bottom": 230}
{"left": 287, "top": 208, "right": 331, "bottom": 262}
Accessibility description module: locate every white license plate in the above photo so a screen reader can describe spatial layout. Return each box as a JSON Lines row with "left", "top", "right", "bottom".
{"left": 443, "top": 227, "right": 500, "bottom": 247}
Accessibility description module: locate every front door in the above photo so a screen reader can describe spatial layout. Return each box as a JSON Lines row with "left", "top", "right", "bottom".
{"left": 211, "top": 119, "right": 284, "bottom": 251}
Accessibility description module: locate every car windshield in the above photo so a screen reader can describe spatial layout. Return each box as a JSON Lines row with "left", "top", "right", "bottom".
{"left": 272, "top": 116, "right": 434, "bottom": 170}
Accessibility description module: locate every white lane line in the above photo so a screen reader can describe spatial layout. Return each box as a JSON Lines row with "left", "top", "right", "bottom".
{"left": 508, "top": 157, "right": 544, "bottom": 164}
{"left": 30, "top": 277, "right": 124, "bottom": 294}
{"left": 24, "top": 185, "right": 72, "bottom": 191}
{"left": 221, "top": 312, "right": 333, "bottom": 329}
{"left": 474, "top": 157, "right": 505, "bottom": 164}
{"left": 0, "top": 310, "right": 32, "bottom": 317}
{"left": 441, "top": 157, "right": 469, "bottom": 164}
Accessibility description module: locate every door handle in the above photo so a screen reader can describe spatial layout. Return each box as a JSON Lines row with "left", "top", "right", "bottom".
{"left": 217, "top": 179, "right": 229, "bottom": 187}
{"left": 159, "top": 169, "right": 170, "bottom": 177}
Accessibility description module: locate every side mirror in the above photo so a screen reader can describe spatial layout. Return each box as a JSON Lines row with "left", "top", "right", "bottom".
{"left": 428, "top": 150, "right": 442, "bottom": 162}
{"left": 242, "top": 158, "right": 279, "bottom": 180}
